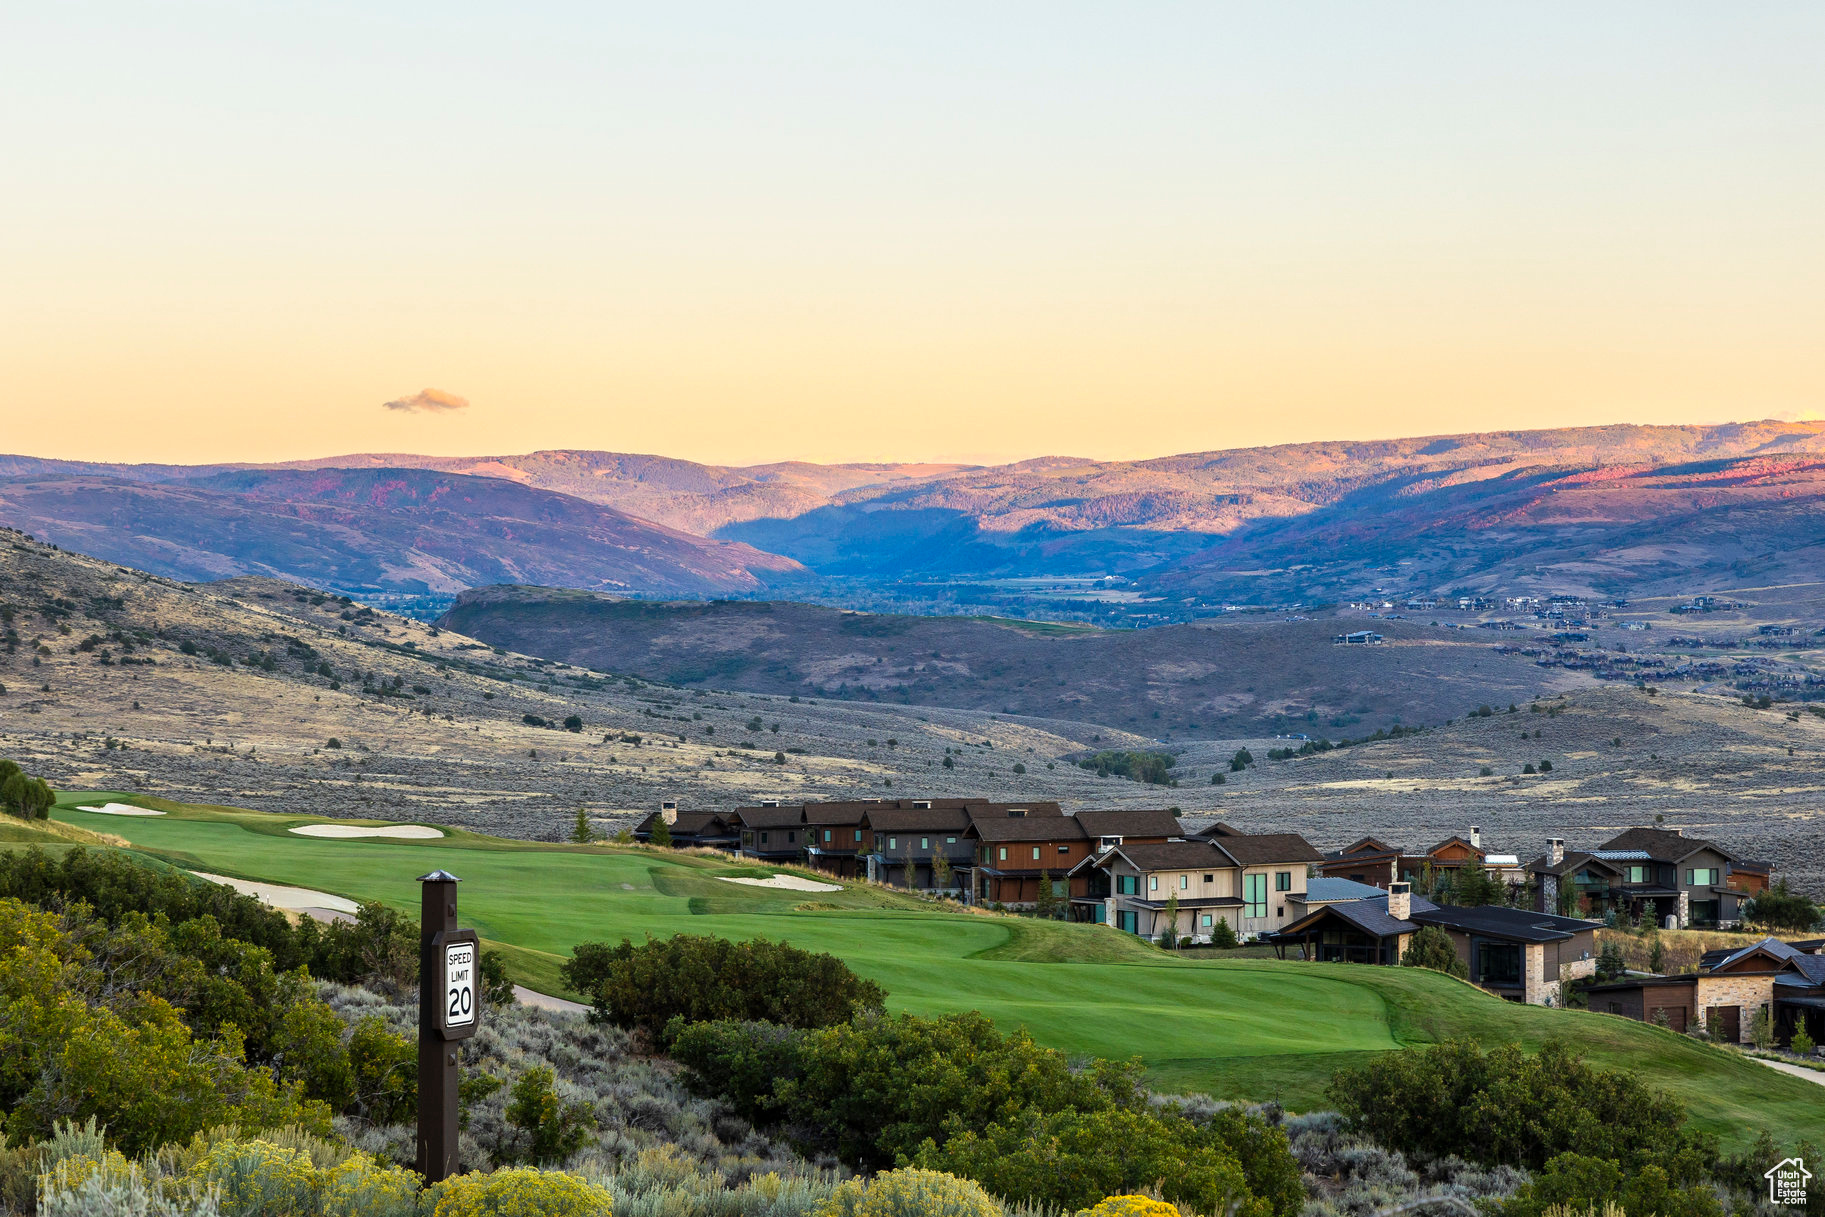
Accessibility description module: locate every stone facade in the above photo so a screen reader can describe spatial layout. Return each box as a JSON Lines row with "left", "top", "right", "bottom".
{"left": 1694, "top": 973, "right": 1776, "bottom": 1044}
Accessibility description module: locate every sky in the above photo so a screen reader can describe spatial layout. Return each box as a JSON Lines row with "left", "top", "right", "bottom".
{"left": 3, "top": 3, "right": 1822, "bottom": 468}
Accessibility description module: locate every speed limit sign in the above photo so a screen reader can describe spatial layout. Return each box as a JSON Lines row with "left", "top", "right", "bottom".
{"left": 444, "top": 940, "right": 476, "bottom": 1030}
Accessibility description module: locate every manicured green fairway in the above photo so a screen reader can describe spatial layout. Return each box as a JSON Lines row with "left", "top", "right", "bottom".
{"left": 28, "top": 793, "right": 1825, "bottom": 1151}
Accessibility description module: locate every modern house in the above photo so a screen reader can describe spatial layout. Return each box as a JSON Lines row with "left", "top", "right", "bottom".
{"left": 631, "top": 806, "right": 738, "bottom": 851}
{"left": 860, "top": 802, "right": 977, "bottom": 892}
{"left": 1066, "top": 809, "right": 1186, "bottom": 919}
{"left": 1595, "top": 827, "right": 1745, "bottom": 927}
{"left": 1318, "top": 837, "right": 1403, "bottom": 888}
{"left": 1084, "top": 830, "right": 1323, "bottom": 941}
{"left": 1586, "top": 937, "right": 1825, "bottom": 1043}
{"left": 730, "top": 803, "right": 808, "bottom": 863}
{"left": 962, "top": 805, "right": 1089, "bottom": 905}
{"left": 1268, "top": 882, "right": 1599, "bottom": 1005}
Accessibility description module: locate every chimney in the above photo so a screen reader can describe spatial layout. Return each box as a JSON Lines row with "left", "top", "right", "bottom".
{"left": 660, "top": 800, "right": 678, "bottom": 825}
{"left": 1469, "top": 825, "right": 1481, "bottom": 850}
{"left": 1549, "top": 837, "right": 1564, "bottom": 866}
{"left": 1388, "top": 881, "right": 1411, "bottom": 921}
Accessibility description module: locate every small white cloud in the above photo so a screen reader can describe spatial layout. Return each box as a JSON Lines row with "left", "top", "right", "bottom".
{"left": 383, "top": 388, "right": 470, "bottom": 413}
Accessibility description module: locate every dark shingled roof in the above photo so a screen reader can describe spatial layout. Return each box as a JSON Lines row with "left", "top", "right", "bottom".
{"left": 863, "top": 805, "right": 972, "bottom": 832}
{"left": 1188, "top": 821, "right": 1244, "bottom": 840}
{"left": 1526, "top": 850, "right": 1621, "bottom": 878}
{"left": 1072, "top": 809, "right": 1185, "bottom": 839}
{"left": 1097, "top": 841, "right": 1228, "bottom": 871}
{"left": 1280, "top": 892, "right": 1441, "bottom": 939}
{"left": 1210, "top": 833, "right": 1325, "bottom": 867}
{"left": 634, "top": 811, "right": 732, "bottom": 836}
{"left": 1410, "top": 904, "right": 1597, "bottom": 944}
{"left": 731, "top": 805, "right": 807, "bottom": 829}
{"left": 1597, "top": 827, "right": 1734, "bottom": 864}
{"left": 967, "top": 807, "right": 1085, "bottom": 842}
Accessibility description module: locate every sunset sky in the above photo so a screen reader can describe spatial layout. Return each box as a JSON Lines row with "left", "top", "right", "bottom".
{"left": 4, "top": 3, "right": 1821, "bottom": 467}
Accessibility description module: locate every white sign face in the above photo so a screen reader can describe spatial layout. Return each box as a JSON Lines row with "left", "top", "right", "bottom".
{"left": 443, "top": 941, "right": 476, "bottom": 1029}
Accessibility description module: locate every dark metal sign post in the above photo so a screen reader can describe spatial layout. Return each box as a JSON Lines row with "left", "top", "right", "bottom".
{"left": 417, "top": 870, "right": 480, "bottom": 1184}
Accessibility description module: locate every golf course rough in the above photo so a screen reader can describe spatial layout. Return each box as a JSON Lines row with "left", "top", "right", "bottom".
{"left": 27, "top": 791, "right": 1824, "bottom": 1152}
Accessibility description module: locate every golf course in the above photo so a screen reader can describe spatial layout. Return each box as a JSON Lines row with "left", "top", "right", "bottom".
{"left": 19, "top": 791, "right": 1825, "bottom": 1151}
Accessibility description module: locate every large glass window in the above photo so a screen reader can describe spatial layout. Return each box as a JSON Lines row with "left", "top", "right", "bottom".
{"left": 1626, "top": 865, "right": 1648, "bottom": 884}
{"left": 1243, "top": 873, "right": 1268, "bottom": 919}
{"left": 1275, "top": 871, "right": 1292, "bottom": 892}
{"left": 1476, "top": 942, "right": 1522, "bottom": 986}
{"left": 1686, "top": 868, "right": 1717, "bottom": 886}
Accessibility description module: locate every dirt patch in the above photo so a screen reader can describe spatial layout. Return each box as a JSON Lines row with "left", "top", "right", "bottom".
{"left": 190, "top": 870, "right": 359, "bottom": 915}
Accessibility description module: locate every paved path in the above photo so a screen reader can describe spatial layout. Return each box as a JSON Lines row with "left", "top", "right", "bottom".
{"left": 1751, "top": 1055, "right": 1825, "bottom": 1087}
{"left": 513, "top": 985, "right": 590, "bottom": 1015}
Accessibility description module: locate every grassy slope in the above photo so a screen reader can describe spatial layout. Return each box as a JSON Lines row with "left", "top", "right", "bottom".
{"left": 24, "top": 792, "right": 1822, "bottom": 1151}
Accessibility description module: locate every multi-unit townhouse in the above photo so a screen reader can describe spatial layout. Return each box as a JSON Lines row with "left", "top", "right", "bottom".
{"left": 960, "top": 804, "right": 1089, "bottom": 905}
{"left": 801, "top": 802, "right": 871, "bottom": 878}
{"left": 861, "top": 802, "right": 978, "bottom": 892}
{"left": 730, "top": 803, "right": 808, "bottom": 863}
{"left": 1083, "top": 830, "right": 1324, "bottom": 941}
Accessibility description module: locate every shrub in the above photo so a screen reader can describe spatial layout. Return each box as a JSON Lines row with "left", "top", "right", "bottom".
{"left": 1400, "top": 926, "right": 1468, "bottom": 979}
{"left": 561, "top": 934, "right": 885, "bottom": 1038}
{"left": 1078, "top": 751, "right": 1176, "bottom": 785}
{"left": 1746, "top": 879, "right": 1821, "bottom": 932}
{"left": 1080, "top": 1197, "right": 1182, "bottom": 1217}
{"left": 1209, "top": 920, "right": 1240, "bottom": 949}
{"left": 504, "top": 1065, "right": 596, "bottom": 1165}
{"left": 427, "top": 1166, "right": 615, "bottom": 1217}
{"left": 39, "top": 1154, "right": 220, "bottom": 1217}
{"left": 184, "top": 1139, "right": 319, "bottom": 1215}
{"left": 1327, "top": 1040, "right": 1713, "bottom": 1177}
{"left": 818, "top": 1167, "right": 1001, "bottom": 1217}
{"left": 1502, "top": 1153, "right": 1723, "bottom": 1217}
{"left": 1791, "top": 1025, "right": 1816, "bottom": 1056}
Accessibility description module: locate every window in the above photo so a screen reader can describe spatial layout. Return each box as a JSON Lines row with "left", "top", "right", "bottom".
{"left": 1149, "top": 876, "right": 1159, "bottom": 892}
{"left": 1051, "top": 880, "right": 1066, "bottom": 897}
{"left": 1203, "top": 874, "right": 1214, "bottom": 883}
{"left": 787, "top": 831, "right": 796, "bottom": 843}
{"left": 1058, "top": 845, "right": 1070, "bottom": 854}
{"left": 823, "top": 829, "right": 832, "bottom": 842}
{"left": 1476, "top": 942, "right": 1522, "bottom": 987}
{"left": 1686, "top": 868, "right": 1717, "bottom": 886}
{"left": 1275, "top": 871, "right": 1292, "bottom": 892}
{"left": 1179, "top": 875, "right": 1189, "bottom": 890}
{"left": 1032, "top": 847, "right": 1041, "bottom": 861}
{"left": 854, "top": 829, "right": 862, "bottom": 842}
{"left": 760, "top": 832, "right": 769, "bottom": 844}
{"left": 946, "top": 836, "right": 956, "bottom": 844}
{"left": 1200, "top": 914, "right": 1213, "bottom": 928}
{"left": 1626, "top": 865, "right": 1648, "bottom": 884}
{"left": 921, "top": 837, "right": 929, "bottom": 849}
{"left": 1118, "top": 910, "right": 1139, "bottom": 933}
{"left": 888, "top": 837, "right": 897, "bottom": 850}
{"left": 999, "top": 847, "right": 1008, "bottom": 861}
{"left": 1243, "top": 873, "right": 1267, "bottom": 919}
{"left": 1116, "top": 874, "right": 1138, "bottom": 896}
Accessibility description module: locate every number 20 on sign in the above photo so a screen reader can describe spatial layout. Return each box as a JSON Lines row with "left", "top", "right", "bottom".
{"left": 444, "top": 940, "right": 476, "bottom": 1029}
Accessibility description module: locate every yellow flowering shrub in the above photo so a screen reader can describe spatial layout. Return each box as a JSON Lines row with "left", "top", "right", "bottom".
{"left": 427, "top": 1166, "right": 614, "bottom": 1217}
{"left": 321, "top": 1154, "right": 425, "bottom": 1217}
{"left": 816, "top": 1167, "right": 1001, "bottom": 1217}
{"left": 185, "top": 1140, "right": 319, "bottom": 1216}
{"left": 1079, "top": 1196, "right": 1182, "bottom": 1217}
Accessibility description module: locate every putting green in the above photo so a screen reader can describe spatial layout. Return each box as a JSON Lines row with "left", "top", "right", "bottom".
{"left": 21, "top": 793, "right": 1823, "bottom": 1149}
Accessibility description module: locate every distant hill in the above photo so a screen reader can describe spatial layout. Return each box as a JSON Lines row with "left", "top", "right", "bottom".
{"left": 438, "top": 585, "right": 1579, "bottom": 736}
{"left": 0, "top": 468, "right": 803, "bottom": 595}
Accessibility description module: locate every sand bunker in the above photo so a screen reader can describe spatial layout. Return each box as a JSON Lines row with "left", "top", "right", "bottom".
{"left": 191, "top": 870, "right": 360, "bottom": 915}
{"left": 718, "top": 874, "right": 843, "bottom": 893}
{"left": 288, "top": 823, "right": 444, "bottom": 840}
{"left": 77, "top": 802, "right": 166, "bottom": 817}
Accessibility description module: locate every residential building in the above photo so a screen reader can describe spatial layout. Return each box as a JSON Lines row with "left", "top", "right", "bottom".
{"left": 801, "top": 802, "right": 872, "bottom": 878}
{"left": 1592, "top": 827, "right": 1745, "bottom": 927}
{"left": 1268, "top": 882, "right": 1599, "bottom": 1005}
{"left": 861, "top": 802, "right": 976, "bottom": 892}
{"left": 1526, "top": 839, "right": 1623, "bottom": 919}
{"left": 631, "top": 806, "right": 737, "bottom": 851}
{"left": 1586, "top": 937, "right": 1825, "bottom": 1044}
{"left": 1286, "top": 876, "right": 1393, "bottom": 916}
{"left": 730, "top": 803, "right": 807, "bottom": 863}
{"left": 1728, "top": 859, "right": 1772, "bottom": 897}
{"left": 1318, "top": 837, "right": 1403, "bottom": 888}
{"left": 1066, "top": 809, "right": 1185, "bottom": 919}
{"left": 1085, "top": 831, "right": 1323, "bottom": 941}
{"left": 962, "top": 804, "right": 1087, "bottom": 905}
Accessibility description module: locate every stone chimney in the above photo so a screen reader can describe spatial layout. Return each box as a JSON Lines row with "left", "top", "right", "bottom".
{"left": 1388, "top": 882, "right": 1411, "bottom": 921}
{"left": 660, "top": 800, "right": 678, "bottom": 825}
{"left": 1549, "top": 837, "right": 1565, "bottom": 865}
{"left": 1469, "top": 825, "right": 1481, "bottom": 850}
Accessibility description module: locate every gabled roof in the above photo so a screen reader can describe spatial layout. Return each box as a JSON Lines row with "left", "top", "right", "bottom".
{"left": 1210, "top": 832, "right": 1325, "bottom": 867}
{"left": 1425, "top": 835, "right": 1485, "bottom": 858}
{"left": 1527, "top": 850, "right": 1622, "bottom": 878}
{"left": 967, "top": 807, "right": 1086, "bottom": 843}
{"left": 1334, "top": 836, "right": 1401, "bottom": 856}
{"left": 1598, "top": 827, "right": 1735, "bottom": 864}
{"left": 1410, "top": 904, "right": 1597, "bottom": 944}
{"left": 1280, "top": 892, "right": 1440, "bottom": 939}
{"left": 1094, "top": 840, "right": 1228, "bottom": 872}
{"left": 863, "top": 805, "right": 972, "bottom": 832}
{"left": 1702, "top": 937, "right": 1808, "bottom": 975}
{"left": 731, "top": 805, "right": 806, "bottom": 829}
{"left": 1072, "top": 809, "right": 1184, "bottom": 839}
{"left": 634, "top": 811, "right": 732, "bottom": 836}
{"left": 1187, "top": 821, "right": 1245, "bottom": 840}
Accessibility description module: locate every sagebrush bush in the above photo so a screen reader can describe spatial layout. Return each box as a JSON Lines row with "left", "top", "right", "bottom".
{"left": 1078, "top": 1197, "right": 1180, "bottom": 1217}
{"left": 185, "top": 1140, "right": 319, "bottom": 1216}
{"left": 426, "top": 1166, "right": 615, "bottom": 1216}
{"left": 37, "top": 1156, "right": 221, "bottom": 1217}
{"left": 817, "top": 1168, "right": 1001, "bottom": 1217}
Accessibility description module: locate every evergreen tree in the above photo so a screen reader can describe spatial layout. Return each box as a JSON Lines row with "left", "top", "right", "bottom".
{"left": 571, "top": 808, "right": 593, "bottom": 843}
{"left": 650, "top": 816, "right": 673, "bottom": 848}
{"left": 1034, "top": 869, "right": 1060, "bottom": 920}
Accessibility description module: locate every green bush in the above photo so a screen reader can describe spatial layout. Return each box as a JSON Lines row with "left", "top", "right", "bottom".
{"left": 1746, "top": 879, "right": 1821, "bottom": 932}
{"left": 1399, "top": 926, "right": 1468, "bottom": 978}
{"left": 185, "top": 1139, "right": 319, "bottom": 1215}
{"left": 1328, "top": 1039, "right": 1714, "bottom": 1178}
{"left": 1077, "top": 752, "right": 1175, "bottom": 785}
{"left": 818, "top": 1167, "right": 1001, "bottom": 1217}
{"left": 1502, "top": 1152, "right": 1723, "bottom": 1217}
{"left": 561, "top": 934, "right": 885, "bottom": 1038}
{"left": 427, "top": 1166, "right": 614, "bottom": 1217}
{"left": 504, "top": 1065, "right": 596, "bottom": 1165}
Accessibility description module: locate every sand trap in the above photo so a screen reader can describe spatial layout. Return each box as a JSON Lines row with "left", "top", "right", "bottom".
{"left": 191, "top": 870, "right": 360, "bottom": 915}
{"left": 288, "top": 823, "right": 444, "bottom": 840}
{"left": 718, "top": 874, "right": 843, "bottom": 893}
{"left": 77, "top": 802, "right": 166, "bottom": 817}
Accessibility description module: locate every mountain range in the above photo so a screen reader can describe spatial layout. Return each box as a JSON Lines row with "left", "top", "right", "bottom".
{"left": 4, "top": 419, "right": 1824, "bottom": 603}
